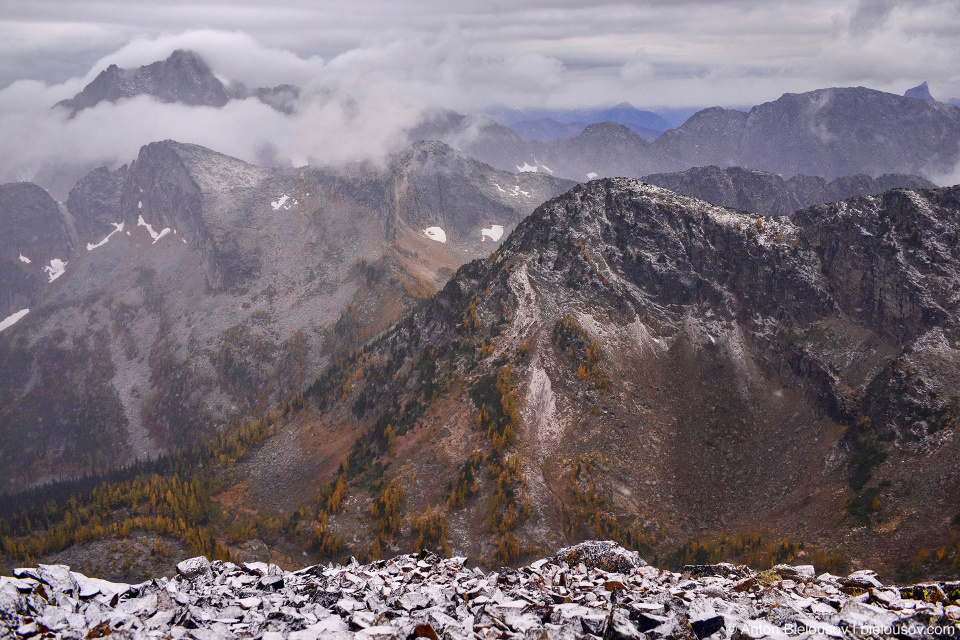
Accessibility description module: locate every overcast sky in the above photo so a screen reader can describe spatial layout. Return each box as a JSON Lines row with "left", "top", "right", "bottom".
{"left": 3, "top": 0, "right": 960, "bottom": 110}
{"left": 2, "top": 0, "right": 959, "bottom": 190}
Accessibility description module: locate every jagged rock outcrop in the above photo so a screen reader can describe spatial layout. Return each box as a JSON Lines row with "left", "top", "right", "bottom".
{"left": 3, "top": 546, "right": 958, "bottom": 640}
{"left": 649, "top": 87, "right": 960, "bottom": 180}
{"left": 905, "top": 81, "right": 936, "bottom": 102}
{"left": 55, "top": 50, "right": 230, "bottom": 115}
{"left": 642, "top": 165, "right": 936, "bottom": 215}
{"left": 54, "top": 50, "right": 302, "bottom": 116}
{"left": 0, "top": 183, "right": 72, "bottom": 321}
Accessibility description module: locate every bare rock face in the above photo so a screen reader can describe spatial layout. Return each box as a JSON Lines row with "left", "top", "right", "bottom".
{"left": 905, "top": 81, "right": 936, "bottom": 102}
{"left": 2, "top": 547, "right": 957, "bottom": 640}
{"left": 65, "top": 166, "right": 127, "bottom": 245}
{"left": 0, "top": 183, "right": 72, "bottom": 320}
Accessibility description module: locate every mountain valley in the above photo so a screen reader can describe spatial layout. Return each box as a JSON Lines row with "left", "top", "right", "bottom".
{"left": 2, "top": 44, "right": 960, "bottom": 592}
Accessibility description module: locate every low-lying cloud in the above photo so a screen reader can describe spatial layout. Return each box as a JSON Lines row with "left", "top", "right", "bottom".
{"left": 0, "top": 84, "right": 425, "bottom": 198}
{"left": 0, "top": 28, "right": 574, "bottom": 196}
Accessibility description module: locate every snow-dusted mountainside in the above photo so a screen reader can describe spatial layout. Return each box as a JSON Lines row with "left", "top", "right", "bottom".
{"left": 244, "top": 178, "right": 960, "bottom": 577}
{"left": 54, "top": 50, "right": 299, "bottom": 116}
{"left": 642, "top": 166, "right": 936, "bottom": 215}
{"left": 0, "top": 140, "right": 573, "bottom": 492}
{"left": 418, "top": 87, "right": 960, "bottom": 182}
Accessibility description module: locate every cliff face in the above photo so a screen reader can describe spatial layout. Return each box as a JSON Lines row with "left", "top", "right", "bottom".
{"left": 0, "top": 183, "right": 72, "bottom": 320}
{"left": 252, "top": 179, "right": 960, "bottom": 577}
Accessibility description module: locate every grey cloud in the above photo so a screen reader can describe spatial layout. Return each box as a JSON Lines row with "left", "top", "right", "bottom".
{"left": 1, "top": 0, "right": 960, "bottom": 188}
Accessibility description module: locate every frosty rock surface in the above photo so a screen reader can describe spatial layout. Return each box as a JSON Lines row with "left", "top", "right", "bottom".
{"left": 1, "top": 544, "right": 958, "bottom": 639}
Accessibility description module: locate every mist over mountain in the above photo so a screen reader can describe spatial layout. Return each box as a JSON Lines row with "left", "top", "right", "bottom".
{"left": 55, "top": 50, "right": 301, "bottom": 116}
{"left": 485, "top": 103, "right": 671, "bottom": 141}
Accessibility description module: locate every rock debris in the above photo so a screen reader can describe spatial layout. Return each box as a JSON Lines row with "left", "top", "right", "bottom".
{"left": 2, "top": 542, "right": 959, "bottom": 639}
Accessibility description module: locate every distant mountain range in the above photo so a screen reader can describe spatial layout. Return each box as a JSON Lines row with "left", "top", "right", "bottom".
{"left": 484, "top": 103, "right": 672, "bottom": 142}
{"left": 55, "top": 50, "right": 300, "bottom": 116}
{"left": 418, "top": 87, "right": 960, "bottom": 182}
{"left": 642, "top": 165, "right": 935, "bottom": 215}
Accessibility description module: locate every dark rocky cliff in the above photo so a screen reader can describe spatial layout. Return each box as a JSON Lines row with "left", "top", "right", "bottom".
{"left": 0, "top": 183, "right": 72, "bottom": 320}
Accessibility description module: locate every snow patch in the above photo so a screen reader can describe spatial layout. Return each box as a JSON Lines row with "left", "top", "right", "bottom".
{"left": 493, "top": 183, "right": 531, "bottom": 198}
{"left": 0, "top": 309, "right": 29, "bottom": 333}
{"left": 138, "top": 201, "right": 142, "bottom": 209}
{"left": 43, "top": 259, "right": 67, "bottom": 282}
{"left": 271, "top": 194, "right": 291, "bottom": 211}
{"left": 587, "top": 172, "right": 598, "bottom": 180}
{"left": 516, "top": 162, "right": 538, "bottom": 173}
{"left": 87, "top": 222, "right": 125, "bottom": 251}
{"left": 18, "top": 254, "right": 30, "bottom": 264}
{"left": 423, "top": 227, "right": 447, "bottom": 243}
{"left": 540, "top": 164, "right": 554, "bottom": 175}
{"left": 481, "top": 224, "right": 504, "bottom": 242}
{"left": 138, "top": 216, "right": 171, "bottom": 244}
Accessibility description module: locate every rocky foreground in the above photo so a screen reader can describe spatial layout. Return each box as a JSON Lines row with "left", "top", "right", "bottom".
{"left": 2, "top": 542, "right": 959, "bottom": 640}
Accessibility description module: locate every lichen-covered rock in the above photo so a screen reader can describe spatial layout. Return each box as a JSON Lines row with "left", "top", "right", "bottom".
{"left": 555, "top": 540, "right": 647, "bottom": 573}
{"left": 772, "top": 563, "right": 815, "bottom": 583}
{"left": 175, "top": 555, "right": 211, "bottom": 579}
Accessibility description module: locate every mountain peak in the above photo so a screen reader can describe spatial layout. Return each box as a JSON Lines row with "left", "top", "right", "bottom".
{"left": 905, "top": 81, "right": 936, "bottom": 102}
{"left": 55, "top": 49, "right": 229, "bottom": 115}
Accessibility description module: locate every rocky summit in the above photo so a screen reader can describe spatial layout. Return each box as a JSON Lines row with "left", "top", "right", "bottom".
{"left": 2, "top": 542, "right": 959, "bottom": 640}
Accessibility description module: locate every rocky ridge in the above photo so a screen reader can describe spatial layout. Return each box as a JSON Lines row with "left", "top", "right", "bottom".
{"left": 641, "top": 166, "right": 935, "bottom": 216}
{"left": 54, "top": 50, "right": 300, "bottom": 116}
{"left": 2, "top": 542, "right": 958, "bottom": 640}
{"left": 253, "top": 178, "right": 960, "bottom": 577}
